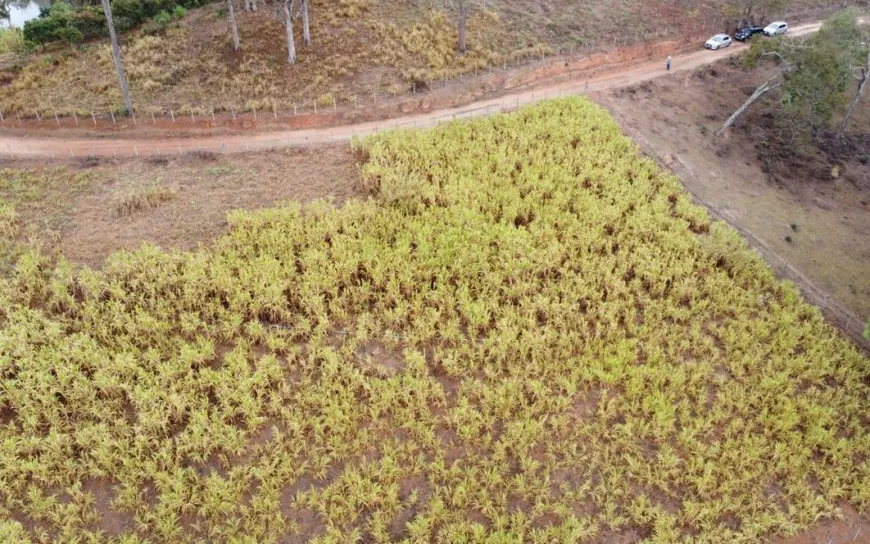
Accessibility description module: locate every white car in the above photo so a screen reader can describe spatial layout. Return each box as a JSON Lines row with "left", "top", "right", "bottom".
{"left": 705, "top": 34, "right": 733, "bottom": 50}
{"left": 763, "top": 22, "right": 789, "bottom": 36}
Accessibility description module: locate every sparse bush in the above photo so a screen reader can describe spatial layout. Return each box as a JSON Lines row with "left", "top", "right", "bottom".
{"left": 0, "top": 28, "right": 26, "bottom": 54}
{"left": 173, "top": 5, "right": 187, "bottom": 19}
{"left": 0, "top": 204, "right": 19, "bottom": 239}
{"left": 112, "top": 183, "right": 176, "bottom": 215}
{"left": 315, "top": 93, "right": 336, "bottom": 108}
{"left": 140, "top": 20, "right": 165, "bottom": 36}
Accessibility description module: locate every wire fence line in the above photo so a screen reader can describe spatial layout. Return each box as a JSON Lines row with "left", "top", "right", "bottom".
{"left": 0, "top": 5, "right": 834, "bottom": 131}
{"left": 2, "top": 83, "right": 599, "bottom": 159}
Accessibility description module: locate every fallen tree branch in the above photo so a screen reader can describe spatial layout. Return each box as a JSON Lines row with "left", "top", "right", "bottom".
{"left": 715, "top": 76, "right": 783, "bottom": 136}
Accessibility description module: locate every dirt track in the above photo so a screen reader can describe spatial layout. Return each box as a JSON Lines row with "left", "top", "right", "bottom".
{"left": 0, "top": 22, "right": 825, "bottom": 159}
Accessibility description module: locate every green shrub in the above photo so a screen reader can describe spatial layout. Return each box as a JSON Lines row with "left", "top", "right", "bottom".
{"left": 55, "top": 26, "right": 84, "bottom": 45}
{"left": 113, "top": 16, "right": 137, "bottom": 32}
{"left": 23, "top": 17, "right": 65, "bottom": 45}
{"left": 153, "top": 10, "right": 172, "bottom": 26}
{"left": 24, "top": 0, "right": 217, "bottom": 45}
{"left": 70, "top": 7, "right": 108, "bottom": 40}
{"left": 23, "top": 2, "right": 100, "bottom": 45}
{"left": 111, "top": 0, "right": 146, "bottom": 25}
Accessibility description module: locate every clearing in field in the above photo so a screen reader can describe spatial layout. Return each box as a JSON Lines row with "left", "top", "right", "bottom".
{"left": 0, "top": 99, "right": 867, "bottom": 543}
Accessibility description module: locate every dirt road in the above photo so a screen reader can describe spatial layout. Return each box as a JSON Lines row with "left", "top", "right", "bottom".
{"left": 0, "top": 22, "right": 825, "bottom": 159}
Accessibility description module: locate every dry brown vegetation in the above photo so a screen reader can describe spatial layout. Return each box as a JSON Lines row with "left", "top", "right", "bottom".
{"left": 0, "top": 0, "right": 846, "bottom": 116}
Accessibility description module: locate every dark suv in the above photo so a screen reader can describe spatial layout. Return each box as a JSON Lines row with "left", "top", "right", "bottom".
{"left": 734, "top": 25, "right": 764, "bottom": 41}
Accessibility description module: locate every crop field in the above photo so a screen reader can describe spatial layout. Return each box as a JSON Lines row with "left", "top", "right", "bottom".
{"left": 1, "top": 99, "right": 868, "bottom": 543}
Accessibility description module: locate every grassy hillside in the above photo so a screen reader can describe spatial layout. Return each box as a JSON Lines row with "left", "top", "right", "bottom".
{"left": 0, "top": 98, "right": 867, "bottom": 542}
{"left": 0, "top": 0, "right": 846, "bottom": 116}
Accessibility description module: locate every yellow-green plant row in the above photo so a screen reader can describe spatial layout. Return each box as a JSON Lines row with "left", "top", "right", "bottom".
{"left": 1, "top": 98, "right": 868, "bottom": 543}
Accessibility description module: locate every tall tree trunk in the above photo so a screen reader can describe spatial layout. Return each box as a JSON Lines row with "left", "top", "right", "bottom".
{"left": 301, "top": 0, "right": 310, "bottom": 46}
{"left": 715, "top": 77, "right": 782, "bottom": 136}
{"left": 250, "top": 0, "right": 257, "bottom": 11}
{"left": 244, "top": 0, "right": 250, "bottom": 10}
{"left": 228, "top": 0, "right": 241, "bottom": 51}
{"left": 837, "top": 52, "right": 869, "bottom": 138}
{"left": 284, "top": 1, "right": 296, "bottom": 64}
{"left": 101, "top": 0, "right": 133, "bottom": 116}
{"left": 457, "top": 1, "right": 468, "bottom": 53}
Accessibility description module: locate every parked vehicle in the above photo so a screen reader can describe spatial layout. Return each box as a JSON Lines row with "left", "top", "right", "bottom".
{"left": 705, "top": 34, "right": 733, "bottom": 50}
{"left": 763, "top": 21, "right": 789, "bottom": 36}
{"left": 734, "top": 25, "right": 764, "bottom": 41}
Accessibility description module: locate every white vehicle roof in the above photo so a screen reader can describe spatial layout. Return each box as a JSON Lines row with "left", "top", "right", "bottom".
{"left": 767, "top": 21, "right": 787, "bottom": 26}
{"left": 711, "top": 34, "right": 730, "bottom": 40}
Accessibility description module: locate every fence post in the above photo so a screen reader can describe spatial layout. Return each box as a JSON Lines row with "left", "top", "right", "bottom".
{"left": 111, "top": 112, "right": 116, "bottom": 125}
{"left": 333, "top": 97, "right": 337, "bottom": 112}
{"left": 73, "top": 112, "right": 78, "bottom": 126}
{"left": 55, "top": 112, "right": 60, "bottom": 125}
{"left": 273, "top": 103, "right": 278, "bottom": 120}
{"left": 314, "top": 101, "right": 317, "bottom": 115}
{"left": 131, "top": 110, "right": 136, "bottom": 124}
{"left": 152, "top": 112, "right": 156, "bottom": 124}
{"left": 191, "top": 111, "right": 195, "bottom": 123}
{"left": 294, "top": 103, "right": 297, "bottom": 116}
{"left": 231, "top": 107, "right": 236, "bottom": 120}
{"left": 92, "top": 112, "right": 97, "bottom": 126}
{"left": 171, "top": 110, "right": 175, "bottom": 123}
{"left": 212, "top": 107, "right": 216, "bottom": 123}
{"left": 35, "top": 110, "right": 41, "bottom": 122}
{"left": 0, "top": 111, "right": 3, "bottom": 123}
{"left": 253, "top": 106, "right": 257, "bottom": 120}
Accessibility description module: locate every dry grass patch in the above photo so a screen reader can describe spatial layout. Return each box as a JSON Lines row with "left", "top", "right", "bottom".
{"left": 112, "top": 182, "right": 177, "bottom": 216}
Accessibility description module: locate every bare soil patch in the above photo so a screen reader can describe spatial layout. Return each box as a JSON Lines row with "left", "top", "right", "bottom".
{"left": 0, "top": 143, "right": 362, "bottom": 267}
{"left": 595, "top": 57, "right": 870, "bottom": 350}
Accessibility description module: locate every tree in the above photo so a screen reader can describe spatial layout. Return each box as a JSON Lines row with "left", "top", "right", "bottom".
{"left": 831, "top": 13, "right": 870, "bottom": 138}
{"left": 838, "top": 47, "right": 869, "bottom": 137}
{"left": 100, "top": 0, "right": 133, "bottom": 115}
{"left": 301, "top": 0, "right": 310, "bottom": 46}
{"left": 245, "top": 0, "right": 257, "bottom": 12}
{"left": 716, "top": 9, "right": 862, "bottom": 137}
{"left": 455, "top": 0, "right": 470, "bottom": 53}
{"left": 276, "top": 0, "right": 313, "bottom": 64}
{"left": 227, "top": 0, "right": 241, "bottom": 52}
{"left": 281, "top": 0, "right": 297, "bottom": 64}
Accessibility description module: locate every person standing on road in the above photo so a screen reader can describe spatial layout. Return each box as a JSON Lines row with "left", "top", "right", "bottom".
{"left": 666, "top": 56, "right": 672, "bottom": 71}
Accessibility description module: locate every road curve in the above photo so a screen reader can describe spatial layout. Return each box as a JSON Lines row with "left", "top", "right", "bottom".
{"left": 0, "top": 22, "right": 825, "bottom": 159}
